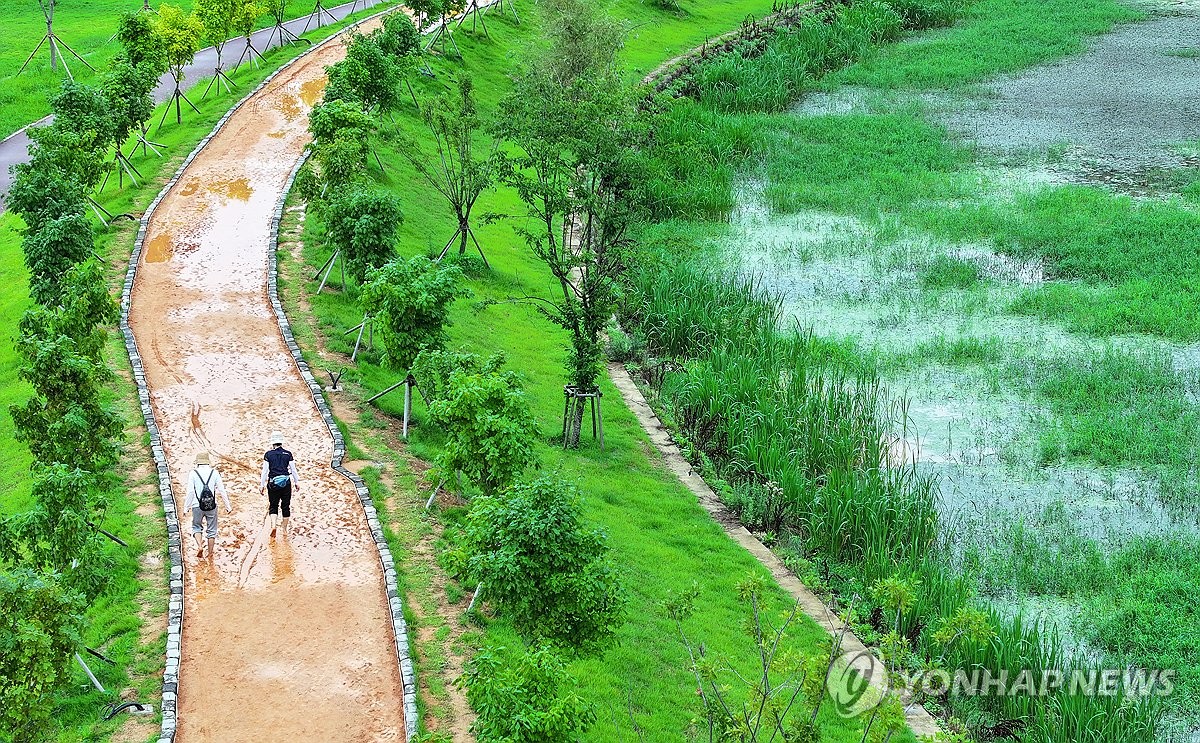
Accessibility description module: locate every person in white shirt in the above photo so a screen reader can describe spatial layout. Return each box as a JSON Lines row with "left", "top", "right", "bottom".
{"left": 184, "top": 452, "right": 232, "bottom": 559}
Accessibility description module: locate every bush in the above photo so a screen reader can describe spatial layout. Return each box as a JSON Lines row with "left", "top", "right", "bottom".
{"left": 462, "top": 476, "right": 625, "bottom": 653}
{"left": 424, "top": 354, "right": 539, "bottom": 495}
{"left": 361, "top": 256, "right": 470, "bottom": 370}
{"left": 0, "top": 569, "right": 82, "bottom": 743}
{"left": 459, "top": 642, "right": 596, "bottom": 743}
{"left": 321, "top": 188, "right": 403, "bottom": 283}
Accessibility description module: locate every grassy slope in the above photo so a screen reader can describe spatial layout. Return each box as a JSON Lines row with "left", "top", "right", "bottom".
{"left": 0, "top": 7, "right": 398, "bottom": 740}
{"left": 0, "top": 0, "right": 345, "bottom": 138}
{"left": 290, "top": 3, "right": 917, "bottom": 741}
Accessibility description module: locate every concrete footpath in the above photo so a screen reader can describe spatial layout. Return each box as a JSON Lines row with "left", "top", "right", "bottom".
{"left": 0, "top": 0, "right": 388, "bottom": 213}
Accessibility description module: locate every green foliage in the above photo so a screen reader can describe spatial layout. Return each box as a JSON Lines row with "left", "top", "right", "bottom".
{"left": 495, "top": 19, "right": 648, "bottom": 404}
{"left": 117, "top": 9, "right": 168, "bottom": 75}
{"left": 154, "top": 4, "right": 204, "bottom": 80}
{"left": 307, "top": 98, "right": 374, "bottom": 192}
{"left": 0, "top": 569, "right": 82, "bottom": 743}
{"left": 411, "top": 348, "right": 506, "bottom": 406}
{"left": 931, "top": 607, "right": 996, "bottom": 655}
{"left": 20, "top": 212, "right": 95, "bottom": 307}
{"left": 407, "top": 0, "right": 445, "bottom": 30}
{"left": 871, "top": 574, "right": 921, "bottom": 632}
{"left": 459, "top": 642, "right": 597, "bottom": 743}
{"left": 376, "top": 11, "right": 422, "bottom": 60}
{"left": 322, "top": 188, "right": 404, "bottom": 283}
{"left": 326, "top": 31, "right": 403, "bottom": 114}
{"left": 462, "top": 476, "right": 624, "bottom": 652}
{"left": 232, "top": 0, "right": 264, "bottom": 40}
{"left": 10, "top": 262, "right": 122, "bottom": 472}
{"left": 195, "top": 0, "right": 238, "bottom": 52}
{"left": 0, "top": 465, "right": 115, "bottom": 600}
{"left": 360, "top": 256, "right": 470, "bottom": 370}
{"left": 5, "top": 167, "right": 87, "bottom": 237}
{"left": 102, "top": 58, "right": 157, "bottom": 146}
{"left": 425, "top": 355, "right": 539, "bottom": 495}
{"left": 664, "top": 575, "right": 830, "bottom": 742}
{"left": 404, "top": 76, "right": 497, "bottom": 259}
{"left": 49, "top": 82, "right": 118, "bottom": 161}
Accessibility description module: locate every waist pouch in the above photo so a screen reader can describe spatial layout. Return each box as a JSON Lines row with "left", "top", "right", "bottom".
{"left": 270, "top": 475, "right": 292, "bottom": 488}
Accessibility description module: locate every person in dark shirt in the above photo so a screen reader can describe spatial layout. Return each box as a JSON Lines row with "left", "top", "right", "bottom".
{"left": 260, "top": 431, "right": 300, "bottom": 537}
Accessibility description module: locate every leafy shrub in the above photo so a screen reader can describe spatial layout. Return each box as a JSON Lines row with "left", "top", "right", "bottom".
{"left": 424, "top": 354, "right": 539, "bottom": 495}
{"left": 361, "top": 256, "right": 470, "bottom": 370}
{"left": 462, "top": 476, "right": 625, "bottom": 653}
{"left": 0, "top": 569, "right": 82, "bottom": 743}
{"left": 459, "top": 642, "right": 596, "bottom": 743}
{"left": 321, "top": 188, "right": 403, "bottom": 283}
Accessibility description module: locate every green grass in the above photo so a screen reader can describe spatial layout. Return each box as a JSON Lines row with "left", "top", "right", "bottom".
{"left": 827, "top": 0, "right": 1142, "bottom": 89}
{"left": 0, "top": 6, "right": 399, "bottom": 739}
{"left": 968, "top": 505, "right": 1200, "bottom": 710}
{"left": 1012, "top": 345, "right": 1200, "bottom": 469}
{"left": 286, "top": 2, "right": 929, "bottom": 739}
{"left": 0, "top": 214, "right": 32, "bottom": 508}
{"left": 920, "top": 253, "right": 981, "bottom": 289}
{"left": 0, "top": 0, "right": 360, "bottom": 138}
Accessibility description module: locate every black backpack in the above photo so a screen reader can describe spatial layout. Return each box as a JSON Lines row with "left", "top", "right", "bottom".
{"left": 197, "top": 469, "right": 217, "bottom": 512}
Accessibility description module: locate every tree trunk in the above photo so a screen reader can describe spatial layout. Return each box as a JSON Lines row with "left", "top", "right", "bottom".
{"left": 459, "top": 222, "right": 469, "bottom": 255}
{"left": 565, "top": 394, "right": 585, "bottom": 448}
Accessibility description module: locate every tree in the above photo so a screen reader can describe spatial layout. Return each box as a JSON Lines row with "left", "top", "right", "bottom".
{"left": 360, "top": 256, "right": 470, "bottom": 370}
{"left": 0, "top": 569, "right": 82, "bottom": 743}
{"left": 404, "top": 76, "right": 496, "bottom": 264}
{"left": 407, "top": 0, "right": 444, "bottom": 31}
{"left": 664, "top": 576, "right": 834, "bottom": 743}
{"left": 11, "top": 261, "right": 123, "bottom": 471}
{"left": 232, "top": 0, "right": 266, "bottom": 69}
{"left": 154, "top": 4, "right": 204, "bottom": 124}
{"left": 102, "top": 57, "right": 157, "bottom": 185}
{"left": 20, "top": 211, "right": 95, "bottom": 306}
{"left": 459, "top": 642, "right": 596, "bottom": 743}
{"left": 117, "top": 9, "right": 168, "bottom": 76}
{"left": 0, "top": 466, "right": 115, "bottom": 601}
{"left": 461, "top": 475, "right": 625, "bottom": 652}
{"left": 6, "top": 165, "right": 87, "bottom": 237}
{"left": 196, "top": 0, "right": 238, "bottom": 95}
{"left": 307, "top": 98, "right": 373, "bottom": 193}
{"left": 376, "top": 11, "right": 422, "bottom": 60}
{"left": 325, "top": 32, "right": 402, "bottom": 115}
{"left": 321, "top": 188, "right": 403, "bottom": 283}
{"left": 424, "top": 355, "right": 539, "bottom": 496}
{"left": 493, "top": 1, "right": 648, "bottom": 447}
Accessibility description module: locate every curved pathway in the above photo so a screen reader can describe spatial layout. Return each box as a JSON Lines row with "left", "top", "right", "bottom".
{"left": 126, "top": 17, "right": 406, "bottom": 742}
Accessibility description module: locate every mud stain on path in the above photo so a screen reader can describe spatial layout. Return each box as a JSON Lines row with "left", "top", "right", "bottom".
{"left": 127, "top": 18, "right": 405, "bottom": 743}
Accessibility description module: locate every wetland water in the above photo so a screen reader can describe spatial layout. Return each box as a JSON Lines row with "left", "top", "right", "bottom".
{"left": 711, "top": 4, "right": 1200, "bottom": 738}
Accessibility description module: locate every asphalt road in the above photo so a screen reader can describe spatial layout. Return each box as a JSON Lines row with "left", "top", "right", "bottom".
{"left": 0, "top": 0, "right": 388, "bottom": 213}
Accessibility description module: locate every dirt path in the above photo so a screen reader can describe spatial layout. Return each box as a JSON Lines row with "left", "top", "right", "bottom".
{"left": 126, "top": 19, "right": 406, "bottom": 743}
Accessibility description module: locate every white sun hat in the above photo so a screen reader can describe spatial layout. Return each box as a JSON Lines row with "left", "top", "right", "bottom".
{"left": 269, "top": 431, "right": 285, "bottom": 446}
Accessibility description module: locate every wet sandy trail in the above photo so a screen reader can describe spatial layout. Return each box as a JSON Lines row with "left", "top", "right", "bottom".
{"left": 127, "top": 20, "right": 406, "bottom": 743}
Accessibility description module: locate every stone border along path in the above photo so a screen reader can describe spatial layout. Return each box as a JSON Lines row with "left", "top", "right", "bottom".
{"left": 267, "top": 149, "right": 419, "bottom": 728}
{"left": 625, "top": 15, "right": 942, "bottom": 738}
{"left": 606, "top": 364, "right": 942, "bottom": 737}
{"left": 119, "top": 8, "right": 415, "bottom": 741}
